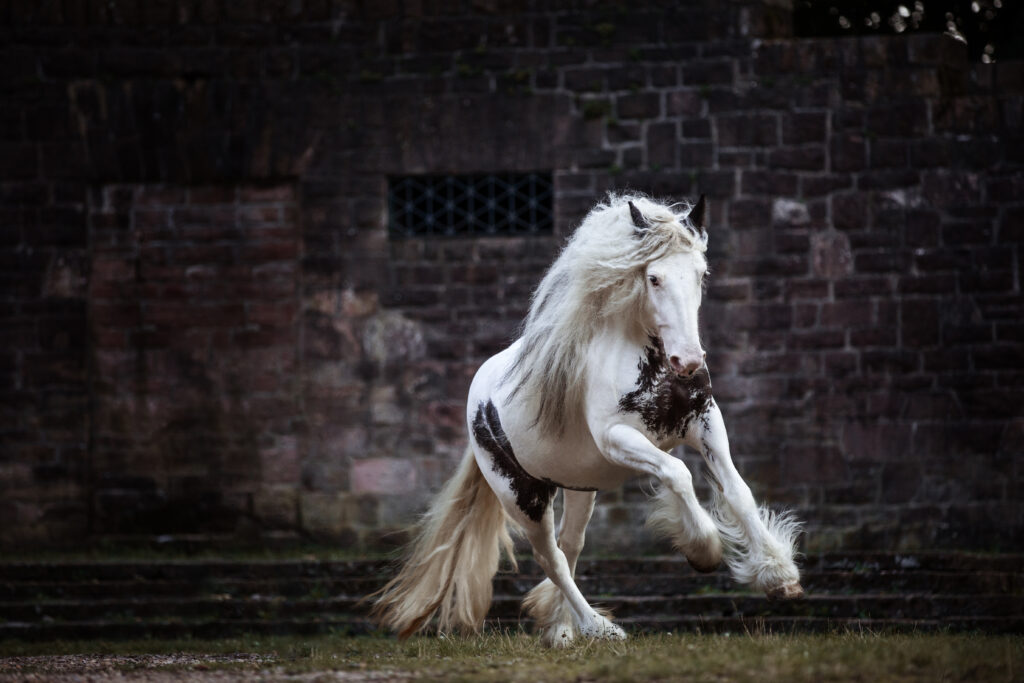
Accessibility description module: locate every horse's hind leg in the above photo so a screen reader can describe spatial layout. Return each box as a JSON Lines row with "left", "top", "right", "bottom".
{"left": 514, "top": 500, "right": 625, "bottom": 644}
{"left": 522, "top": 490, "right": 596, "bottom": 648}
{"left": 472, "top": 452, "right": 621, "bottom": 644}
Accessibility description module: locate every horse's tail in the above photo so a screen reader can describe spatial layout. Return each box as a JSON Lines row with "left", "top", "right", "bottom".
{"left": 368, "top": 446, "right": 516, "bottom": 639}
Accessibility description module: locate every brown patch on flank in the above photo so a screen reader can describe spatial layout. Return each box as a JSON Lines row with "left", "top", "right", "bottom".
{"left": 472, "top": 400, "right": 556, "bottom": 522}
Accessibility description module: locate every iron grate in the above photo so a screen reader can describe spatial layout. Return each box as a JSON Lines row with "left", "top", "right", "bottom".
{"left": 388, "top": 172, "right": 553, "bottom": 238}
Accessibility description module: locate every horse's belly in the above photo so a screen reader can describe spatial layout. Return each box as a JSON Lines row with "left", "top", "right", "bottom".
{"left": 513, "top": 432, "right": 634, "bottom": 492}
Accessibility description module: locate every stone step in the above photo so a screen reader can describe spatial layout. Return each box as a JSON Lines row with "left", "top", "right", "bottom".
{"left": 1, "top": 553, "right": 1019, "bottom": 641}
{"left": 1, "top": 569, "right": 1018, "bottom": 601}
{"left": 2, "top": 613, "right": 1022, "bottom": 643}
{"left": 2, "top": 593, "right": 1021, "bottom": 623}
{"left": 611, "top": 614, "right": 1024, "bottom": 635}
{"left": 1, "top": 552, "right": 1020, "bottom": 583}
{"left": 0, "top": 560, "right": 395, "bottom": 583}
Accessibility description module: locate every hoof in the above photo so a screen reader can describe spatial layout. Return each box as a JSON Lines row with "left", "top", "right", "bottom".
{"left": 684, "top": 534, "right": 723, "bottom": 574}
{"left": 541, "top": 624, "right": 575, "bottom": 649}
{"left": 592, "top": 624, "right": 627, "bottom": 641}
{"left": 580, "top": 617, "right": 627, "bottom": 641}
{"left": 766, "top": 581, "right": 804, "bottom": 601}
{"left": 686, "top": 555, "right": 720, "bottom": 574}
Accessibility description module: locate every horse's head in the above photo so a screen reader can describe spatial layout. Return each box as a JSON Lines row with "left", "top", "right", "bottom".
{"left": 631, "top": 197, "right": 709, "bottom": 377}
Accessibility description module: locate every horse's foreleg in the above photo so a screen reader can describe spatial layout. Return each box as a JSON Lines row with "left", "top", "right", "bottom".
{"left": 518, "top": 504, "right": 625, "bottom": 644}
{"left": 601, "top": 424, "right": 722, "bottom": 572}
{"left": 522, "top": 490, "right": 596, "bottom": 647}
{"left": 689, "top": 400, "right": 803, "bottom": 598}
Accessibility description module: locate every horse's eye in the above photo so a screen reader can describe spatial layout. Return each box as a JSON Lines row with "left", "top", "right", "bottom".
{"left": 648, "top": 275, "right": 660, "bottom": 286}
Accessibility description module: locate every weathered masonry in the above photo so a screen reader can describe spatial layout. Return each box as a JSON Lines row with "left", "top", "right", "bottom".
{"left": 1, "top": 1, "right": 1021, "bottom": 553}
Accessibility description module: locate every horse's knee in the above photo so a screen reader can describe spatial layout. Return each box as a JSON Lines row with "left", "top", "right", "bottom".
{"left": 662, "top": 458, "right": 694, "bottom": 493}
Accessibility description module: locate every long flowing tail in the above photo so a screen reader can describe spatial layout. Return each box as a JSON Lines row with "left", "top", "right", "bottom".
{"left": 368, "top": 446, "right": 516, "bottom": 639}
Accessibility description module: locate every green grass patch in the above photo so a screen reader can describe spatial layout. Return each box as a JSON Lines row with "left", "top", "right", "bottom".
{"left": 1, "top": 632, "right": 1020, "bottom": 681}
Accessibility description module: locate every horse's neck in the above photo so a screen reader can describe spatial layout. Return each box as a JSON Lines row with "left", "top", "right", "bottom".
{"left": 604, "top": 315, "right": 653, "bottom": 355}
{"left": 589, "top": 318, "right": 657, "bottom": 387}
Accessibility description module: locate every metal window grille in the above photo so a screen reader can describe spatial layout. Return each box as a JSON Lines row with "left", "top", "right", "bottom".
{"left": 388, "top": 172, "right": 553, "bottom": 238}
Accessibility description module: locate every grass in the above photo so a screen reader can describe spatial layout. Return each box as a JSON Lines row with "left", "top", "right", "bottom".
{"left": 1, "top": 631, "right": 1020, "bottom": 681}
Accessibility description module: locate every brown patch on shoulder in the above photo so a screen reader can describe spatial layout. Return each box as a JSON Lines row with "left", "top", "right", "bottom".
{"left": 472, "top": 400, "right": 556, "bottom": 522}
{"left": 618, "top": 336, "right": 714, "bottom": 440}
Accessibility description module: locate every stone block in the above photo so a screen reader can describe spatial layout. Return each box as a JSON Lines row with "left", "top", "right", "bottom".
{"left": 771, "top": 198, "right": 809, "bottom": 226}
{"left": 830, "top": 134, "right": 866, "bottom": 172}
{"left": 564, "top": 67, "right": 605, "bottom": 92}
{"left": 880, "top": 461, "right": 923, "bottom": 504}
{"left": 716, "top": 113, "right": 777, "bottom": 147}
{"left": 742, "top": 170, "right": 797, "bottom": 196}
{"left": 253, "top": 485, "right": 298, "bottom": 529}
{"left": 768, "top": 145, "right": 825, "bottom": 171}
{"left": 921, "top": 171, "right": 982, "bottom": 207}
{"left": 728, "top": 197, "right": 771, "bottom": 230}
{"left": 681, "top": 118, "right": 711, "bottom": 139}
{"left": 724, "top": 303, "right": 792, "bottom": 331}
{"left": 362, "top": 311, "right": 426, "bottom": 370}
{"left": 682, "top": 59, "right": 734, "bottom": 86}
{"left": 999, "top": 207, "right": 1024, "bottom": 244}
{"left": 810, "top": 231, "right": 852, "bottom": 278}
{"left": 781, "top": 111, "right": 826, "bottom": 145}
{"left": 666, "top": 89, "right": 703, "bottom": 117}
{"left": 299, "top": 491, "right": 347, "bottom": 536}
{"left": 259, "top": 436, "right": 300, "bottom": 485}
{"left": 606, "top": 65, "right": 646, "bottom": 91}
{"left": 616, "top": 92, "right": 660, "bottom": 120}
{"left": 351, "top": 458, "right": 418, "bottom": 495}
{"left": 821, "top": 300, "right": 873, "bottom": 328}
{"left": 646, "top": 121, "right": 677, "bottom": 169}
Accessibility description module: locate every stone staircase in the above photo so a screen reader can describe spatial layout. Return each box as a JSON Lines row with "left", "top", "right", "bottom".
{"left": 1, "top": 553, "right": 1021, "bottom": 641}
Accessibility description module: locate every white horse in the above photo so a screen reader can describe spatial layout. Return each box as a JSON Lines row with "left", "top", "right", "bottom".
{"left": 370, "top": 193, "right": 803, "bottom": 646}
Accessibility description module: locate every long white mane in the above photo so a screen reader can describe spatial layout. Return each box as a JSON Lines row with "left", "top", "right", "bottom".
{"left": 505, "top": 192, "right": 708, "bottom": 436}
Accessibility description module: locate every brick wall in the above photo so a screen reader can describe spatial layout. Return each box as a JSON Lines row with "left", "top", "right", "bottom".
{"left": 88, "top": 184, "right": 301, "bottom": 535}
{"left": 1, "top": 0, "right": 1021, "bottom": 552}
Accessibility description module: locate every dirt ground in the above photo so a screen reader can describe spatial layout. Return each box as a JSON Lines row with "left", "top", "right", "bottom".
{"left": 0, "top": 655, "right": 411, "bottom": 682}
{"left": 1, "top": 633, "right": 1019, "bottom": 683}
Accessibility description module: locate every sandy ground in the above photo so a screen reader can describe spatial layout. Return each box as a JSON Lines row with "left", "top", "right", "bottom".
{"left": 0, "top": 655, "right": 413, "bottom": 681}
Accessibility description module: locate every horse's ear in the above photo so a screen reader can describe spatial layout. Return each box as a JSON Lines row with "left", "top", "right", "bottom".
{"left": 628, "top": 200, "right": 649, "bottom": 236}
{"left": 690, "top": 194, "right": 707, "bottom": 232}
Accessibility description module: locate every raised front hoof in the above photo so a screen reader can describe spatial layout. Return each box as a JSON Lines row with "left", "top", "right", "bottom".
{"left": 686, "top": 555, "right": 721, "bottom": 574}
{"left": 682, "top": 533, "right": 723, "bottom": 574}
{"left": 766, "top": 581, "right": 804, "bottom": 601}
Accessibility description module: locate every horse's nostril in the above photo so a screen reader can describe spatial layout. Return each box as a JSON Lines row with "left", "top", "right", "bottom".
{"left": 669, "top": 356, "right": 702, "bottom": 376}
{"left": 682, "top": 360, "right": 701, "bottom": 376}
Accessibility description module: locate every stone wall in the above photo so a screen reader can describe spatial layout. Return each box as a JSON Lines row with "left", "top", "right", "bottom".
{"left": 1, "top": 0, "right": 1021, "bottom": 552}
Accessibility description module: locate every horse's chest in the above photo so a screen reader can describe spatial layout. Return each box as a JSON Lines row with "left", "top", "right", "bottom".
{"left": 617, "top": 341, "right": 713, "bottom": 441}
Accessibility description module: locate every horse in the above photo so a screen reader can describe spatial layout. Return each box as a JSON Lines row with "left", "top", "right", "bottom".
{"left": 369, "top": 193, "right": 804, "bottom": 647}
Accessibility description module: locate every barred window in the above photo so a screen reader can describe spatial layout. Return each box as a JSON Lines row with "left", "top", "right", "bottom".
{"left": 388, "top": 172, "right": 553, "bottom": 238}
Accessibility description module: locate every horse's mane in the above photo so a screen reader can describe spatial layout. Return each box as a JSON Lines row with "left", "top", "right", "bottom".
{"left": 505, "top": 192, "right": 708, "bottom": 436}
